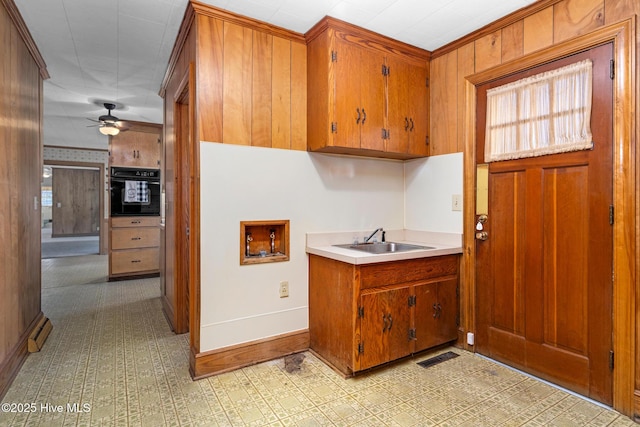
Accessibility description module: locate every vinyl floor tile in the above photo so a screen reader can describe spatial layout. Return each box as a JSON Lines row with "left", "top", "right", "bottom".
{"left": 0, "top": 255, "right": 635, "bottom": 426}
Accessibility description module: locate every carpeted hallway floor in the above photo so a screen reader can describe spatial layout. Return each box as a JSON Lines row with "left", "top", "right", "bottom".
{"left": 0, "top": 255, "right": 634, "bottom": 426}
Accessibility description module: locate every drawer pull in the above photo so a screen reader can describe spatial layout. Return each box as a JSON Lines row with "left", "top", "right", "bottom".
{"left": 131, "top": 260, "right": 141, "bottom": 263}
{"left": 131, "top": 237, "right": 142, "bottom": 240}
{"left": 131, "top": 220, "right": 141, "bottom": 224}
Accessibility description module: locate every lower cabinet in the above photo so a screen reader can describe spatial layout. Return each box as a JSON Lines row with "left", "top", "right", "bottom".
{"left": 109, "top": 216, "right": 160, "bottom": 279}
{"left": 309, "top": 254, "right": 459, "bottom": 376}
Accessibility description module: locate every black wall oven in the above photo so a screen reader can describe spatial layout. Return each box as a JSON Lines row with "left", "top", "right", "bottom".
{"left": 110, "top": 167, "right": 160, "bottom": 216}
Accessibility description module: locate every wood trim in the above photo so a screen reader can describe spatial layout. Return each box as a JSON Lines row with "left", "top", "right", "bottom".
{"left": 0, "top": 0, "right": 49, "bottom": 79}
{"left": 187, "top": 62, "right": 200, "bottom": 353}
{"left": 462, "top": 19, "right": 636, "bottom": 416}
{"left": 190, "top": 0, "right": 305, "bottom": 43}
{"left": 305, "top": 16, "right": 430, "bottom": 62}
{"left": 190, "top": 330, "right": 310, "bottom": 379}
{"left": 0, "top": 312, "right": 44, "bottom": 399}
{"left": 432, "top": 0, "right": 564, "bottom": 59}
{"left": 160, "top": 3, "right": 195, "bottom": 97}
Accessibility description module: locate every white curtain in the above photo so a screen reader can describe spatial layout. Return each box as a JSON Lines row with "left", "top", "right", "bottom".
{"left": 485, "top": 59, "right": 593, "bottom": 162}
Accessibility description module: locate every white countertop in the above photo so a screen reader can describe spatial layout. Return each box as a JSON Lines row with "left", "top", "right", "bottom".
{"left": 306, "top": 229, "right": 463, "bottom": 265}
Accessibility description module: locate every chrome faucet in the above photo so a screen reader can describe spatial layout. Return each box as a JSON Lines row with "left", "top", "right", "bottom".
{"left": 364, "top": 227, "right": 384, "bottom": 243}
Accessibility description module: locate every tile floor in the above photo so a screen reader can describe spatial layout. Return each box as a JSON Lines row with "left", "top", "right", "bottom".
{"left": 0, "top": 255, "right": 635, "bottom": 426}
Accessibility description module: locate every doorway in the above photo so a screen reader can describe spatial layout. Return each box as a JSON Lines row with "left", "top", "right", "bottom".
{"left": 41, "top": 163, "right": 105, "bottom": 259}
{"left": 474, "top": 44, "right": 614, "bottom": 405}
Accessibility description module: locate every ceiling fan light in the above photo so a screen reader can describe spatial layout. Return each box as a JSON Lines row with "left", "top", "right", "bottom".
{"left": 99, "top": 124, "right": 120, "bottom": 136}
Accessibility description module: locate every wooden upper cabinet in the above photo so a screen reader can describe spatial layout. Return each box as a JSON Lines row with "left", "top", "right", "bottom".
{"left": 387, "top": 56, "right": 429, "bottom": 156}
{"left": 306, "top": 17, "right": 430, "bottom": 160}
{"left": 109, "top": 123, "right": 162, "bottom": 168}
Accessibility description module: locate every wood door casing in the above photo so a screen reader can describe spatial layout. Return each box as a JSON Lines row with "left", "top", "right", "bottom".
{"left": 475, "top": 43, "right": 614, "bottom": 404}
{"left": 52, "top": 168, "right": 99, "bottom": 237}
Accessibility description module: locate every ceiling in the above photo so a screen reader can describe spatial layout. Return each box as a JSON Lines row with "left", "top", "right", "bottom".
{"left": 14, "top": 0, "right": 537, "bottom": 151}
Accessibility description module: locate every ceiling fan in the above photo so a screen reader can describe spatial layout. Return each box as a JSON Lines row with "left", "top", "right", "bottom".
{"left": 87, "top": 102, "right": 130, "bottom": 136}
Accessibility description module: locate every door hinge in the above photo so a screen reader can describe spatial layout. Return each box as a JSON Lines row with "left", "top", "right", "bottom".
{"left": 408, "top": 328, "right": 417, "bottom": 341}
{"left": 331, "top": 122, "right": 337, "bottom": 133}
{"left": 609, "top": 59, "right": 615, "bottom": 80}
{"left": 358, "top": 306, "right": 364, "bottom": 318}
{"left": 331, "top": 50, "right": 337, "bottom": 62}
{"left": 609, "top": 205, "right": 614, "bottom": 225}
{"left": 358, "top": 342, "right": 364, "bottom": 354}
{"left": 609, "top": 350, "right": 614, "bottom": 371}
{"left": 408, "top": 295, "right": 416, "bottom": 307}
{"left": 425, "top": 136, "right": 430, "bottom": 146}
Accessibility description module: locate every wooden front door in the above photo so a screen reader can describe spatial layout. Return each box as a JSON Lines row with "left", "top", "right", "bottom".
{"left": 475, "top": 44, "right": 614, "bottom": 405}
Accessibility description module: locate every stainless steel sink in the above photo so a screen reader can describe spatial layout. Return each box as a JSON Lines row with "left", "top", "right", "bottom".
{"left": 334, "top": 242, "right": 435, "bottom": 254}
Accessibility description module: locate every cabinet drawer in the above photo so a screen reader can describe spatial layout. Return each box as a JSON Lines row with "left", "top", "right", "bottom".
{"left": 111, "top": 248, "right": 159, "bottom": 274}
{"left": 111, "top": 216, "right": 160, "bottom": 228}
{"left": 111, "top": 228, "right": 159, "bottom": 249}
{"left": 360, "top": 255, "right": 458, "bottom": 289}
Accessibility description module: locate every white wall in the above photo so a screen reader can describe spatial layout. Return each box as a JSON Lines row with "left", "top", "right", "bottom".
{"left": 200, "top": 143, "right": 406, "bottom": 351}
{"left": 404, "top": 152, "right": 463, "bottom": 233}
{"left": 199, "top": 143, "right": 463, "bottom": 352}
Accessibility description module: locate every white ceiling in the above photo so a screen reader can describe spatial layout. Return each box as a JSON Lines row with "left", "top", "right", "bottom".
{"left": 14, "top": 0, "right": 537, "bottom": 150}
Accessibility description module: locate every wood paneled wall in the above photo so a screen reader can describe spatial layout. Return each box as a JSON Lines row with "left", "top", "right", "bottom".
{"left": 0, "top": 0, "right": 47, "bottom": 399}
{"left": 429, "top": 0, "right": 639, "bottom": 157}
{"left": 193, "top": 6, "right": 307, "bottom": 150}
{"left": 430, "top": 0, "right": 638, "bottom": 418}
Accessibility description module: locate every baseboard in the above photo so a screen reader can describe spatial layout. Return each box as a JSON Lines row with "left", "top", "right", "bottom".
{"left": 161, "top": 295, "right": 176, "bottom": 332}
{"left": 191, "top": 329, "right": 310, "bottom": 380}
{"left": 0, "top": 312, "right": 44, "bottom": 400}
{"left": 634, "top": 390, "right": 640, "bottom": 422}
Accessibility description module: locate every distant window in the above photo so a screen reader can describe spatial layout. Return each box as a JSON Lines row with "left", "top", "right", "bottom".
{"left": 41, "top": 187, "right": 52, "bottom": 207}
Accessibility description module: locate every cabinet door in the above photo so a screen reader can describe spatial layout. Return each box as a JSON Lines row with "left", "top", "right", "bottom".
{"left": 414, "top": 279, "right": 458, "bottom": 353}
{"left": 406, "top": 63, "right": 429, "bottom": 156}
{"left": 413, "top": 282, "right": 440, "bottom": 352}
{"left": 386, "top": 57, "right": 410, "bottom": 154}
{"left": 358, "top": 47, "right": 385, "bottom": 151}
{"left": 110, "top": 131, "right": 160, "bottom": 168}
{"left": 333, "top": 40, "right": 385, "bottom": 151}
{"left": 334, "top": 40, "right": 363, "bottom": 150}
{"left": 359, "top": 287, "right": 411, "bottom": 370}
{"left": 435, "top": 278, "right": 458, "bottom": 344}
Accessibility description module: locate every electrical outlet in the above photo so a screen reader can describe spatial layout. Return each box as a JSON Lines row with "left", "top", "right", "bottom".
{"left": 279, "top": 281, "right": 289, "bottom": 298}
{"left": 452, "top": 194, "right": 462, "bottom": 211}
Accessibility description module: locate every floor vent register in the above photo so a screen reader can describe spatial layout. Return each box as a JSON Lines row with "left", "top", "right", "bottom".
{"left": 417, "top": 351, "right": 459, "bottom": 369}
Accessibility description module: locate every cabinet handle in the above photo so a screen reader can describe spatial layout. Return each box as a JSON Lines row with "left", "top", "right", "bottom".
{"left": 405, "top": 117, "right": 409, "bottom": 131}
{"left": 387, "top": 314, "right": 393, "bottom": 331}
{"left": 356, "top": 108, "right": 361, "bottom": 124}
{"left": 382, "top": 313, "right": 388, "bottom": 332}
{"left": 437, "top": 303, "right": 442, "bottom": 318}
{"left": 131, "top": 237, "right": 141, "bottom": 240}
{"left": 131, "top": 260, "right": 141, "bottom": 263}
{"left": 131, "top": 220, "right": 141, "bottom": 224}
{"left": 409, "top": 118, "right": 414, "bottom": 131}
{"left": 362, "top": 109, "right": 366, "bottom": 124}
{"left": 433, "top": 303, "right": 438, "bottom": 318}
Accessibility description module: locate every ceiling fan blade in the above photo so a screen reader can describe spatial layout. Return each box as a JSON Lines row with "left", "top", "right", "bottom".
{"left": 86, "top": 117, "right": 101, "bottom": 123}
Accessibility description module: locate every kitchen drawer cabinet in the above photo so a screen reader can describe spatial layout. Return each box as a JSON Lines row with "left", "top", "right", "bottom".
{"left": 306, "top": 17, "right": 430, "bottom": 160}
{"left": 111, "top": 227, "right": 160, "bottom": 250}
{"left": 111, "top": 216, "right": 160, "bottom": 228}
{"left": 309, "top": 254, "right": 459, "bottom": 376}
{"left": 111, "top": 248, "right": 159, "bottom": 275}
{"left": 109, "top": 215, "right": 160, "bottom": 280}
